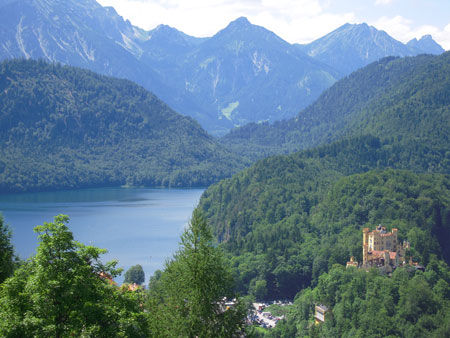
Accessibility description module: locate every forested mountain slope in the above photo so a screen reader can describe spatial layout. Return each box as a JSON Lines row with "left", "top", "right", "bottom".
{"left": 199, "top": 136, "right": 450, "bottom": 299}
{"left": 0, "top": 59, "right": 248, "bottom": 193}
{"left": 223, "top": 52, "right": 450, "bottom": 159}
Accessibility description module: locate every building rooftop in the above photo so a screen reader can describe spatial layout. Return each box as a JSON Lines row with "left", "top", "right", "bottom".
{"left": 316, "top": 304, "right": 328, "bottom": 312}
{"left": 369, "top": 250, "right": 397, "bottom": 260}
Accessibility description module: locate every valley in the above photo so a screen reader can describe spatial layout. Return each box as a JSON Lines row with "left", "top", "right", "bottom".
{"left": 0, "top": 0, "right": 449, "bottom": 337}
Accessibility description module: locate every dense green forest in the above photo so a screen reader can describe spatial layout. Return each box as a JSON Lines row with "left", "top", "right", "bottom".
{"left": 264, "top": 262, "right": 450, "bottom": 337}
{"left": 0, "top": 212, "right": 246, "bottom": 337}
{"left": 2, "top": 206, "right": 449, "bottom": 337}
{"left": 200, "top": 52, "right": 450, "bottom": 304}
{"left": 222, "top": 52, "right": 450, "bottom": 160}
{"left": 199, "top": 136, "right": 450, "bottom": 300}
{"left": 0, "top": 59, "right": 250, "bottom": 193}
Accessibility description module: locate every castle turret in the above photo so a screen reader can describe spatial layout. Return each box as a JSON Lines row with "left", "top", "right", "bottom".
{"left": 363, "top": 228, "right": 369, "bottom": 265}
{"left": 384, "top": 250, "right": 390, "bottom": 266}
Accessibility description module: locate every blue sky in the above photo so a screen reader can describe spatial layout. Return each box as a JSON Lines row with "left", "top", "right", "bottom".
{"left": 97, "top": 0, "right": 450, "bottom": 49}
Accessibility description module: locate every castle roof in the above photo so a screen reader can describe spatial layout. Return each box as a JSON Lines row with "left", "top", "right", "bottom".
{"left": 368, "top": 250, "right": 397, "bottom": 260}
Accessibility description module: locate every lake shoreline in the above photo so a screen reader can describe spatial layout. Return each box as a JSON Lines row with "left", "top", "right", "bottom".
{"left": 0, "top": 187, "right": 204, "bottom": 285}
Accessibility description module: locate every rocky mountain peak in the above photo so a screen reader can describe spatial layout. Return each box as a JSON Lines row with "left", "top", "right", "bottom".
{"left": 407, "top": 34, "right": 445, "bottom": 54}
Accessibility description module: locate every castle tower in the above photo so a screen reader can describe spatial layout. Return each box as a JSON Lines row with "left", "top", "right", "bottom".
{"left": 384, "top": 250, "right": 390, "bottom": 266}
{"left": 392, "top": 228, "right": 398, "bottom": 251}
{"left": 363, "top": 228, "right": 369, "bottom": 265}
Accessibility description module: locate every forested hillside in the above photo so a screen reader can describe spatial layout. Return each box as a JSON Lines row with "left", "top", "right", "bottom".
{"left": 199, "top": 47, "right": 450, "bottom": 335}
{"left": 223, "top": 52, "right": 450, "bottom": 159}
{"left": 0, "top": 59, "right": 248, "bottom": 193}
{"left": 269, "top": 262, "right": 450, "bottom": 337}
{"left": 199, "top": 136, "right": 450, "bottom": 299}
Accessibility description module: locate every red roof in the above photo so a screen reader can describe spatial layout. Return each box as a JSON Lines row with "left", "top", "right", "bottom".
{"left": 369, "top": 250, "right": 397, "bottom": 260}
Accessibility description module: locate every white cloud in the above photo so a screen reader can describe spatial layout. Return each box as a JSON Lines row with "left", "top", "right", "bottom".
{"left": 253, "top": 11, "right": 356, "bottom": 44}
{"left": 375, "top": 0, "right": 394, "bottom": 5}
{"left": 97, "top": 0, "right": 354, "bottom": 43}
{"left": 98, "top": 0, "right": 259, "bottom": 36}
{"left": 97, "top": 0, "right": 448, "bottom": 50}
{"left": 373, "top": 15, "right": 449, "bottom": 50}
{"left": 435, "top": 22, "right": 450, "bottom": 50}
{"left": 373, "top": 15, "right": 413, "bottom": 40}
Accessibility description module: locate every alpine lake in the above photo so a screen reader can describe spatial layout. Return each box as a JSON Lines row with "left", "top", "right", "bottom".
{"left": 0, "top": 187, "right": 204, "bottom": 285}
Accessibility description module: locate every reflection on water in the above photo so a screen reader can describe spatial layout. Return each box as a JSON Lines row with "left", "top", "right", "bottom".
{"left": 0, "top": 187, "right": 204, "bottom": 284}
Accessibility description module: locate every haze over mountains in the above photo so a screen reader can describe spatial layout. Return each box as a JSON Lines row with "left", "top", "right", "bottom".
{"left": 0, "top": 0, "right": 445, "bottom": 135}
{"left": 223, "top": 51, "right": 450, "bottom": 163}
{"left": 296, "top": 22, "right": 445, "bottom": 76}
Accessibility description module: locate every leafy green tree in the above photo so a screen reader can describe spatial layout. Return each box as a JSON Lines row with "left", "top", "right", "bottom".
{"left": 0, "top": 215, "right": 148, "bottom": 337}
{"left": 147, "top": 209, "right": 247, "bottom": 337}
{"left": 249, "top": 278, "right": 268, "bottom": 300}
{"left": 124, "top": 264, "right": 145, "bottom": 285}
{"left": 148, "top": 269, "right": 162, "bottom": 291}
{"left": 0, "top": 214, "right": 14, "bottom": 283}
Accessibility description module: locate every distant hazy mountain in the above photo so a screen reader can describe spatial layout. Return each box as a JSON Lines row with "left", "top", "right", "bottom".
{"left": 297, "top": 23, "right": 445, "bottom": 75}
{"left": 163, "top": 17, "right": 340, "bottom": 134}
{"left": 0, "top": 0, "right": 146, "bottom": 74}
{"left": 0, "top": 59, "right": 248, "bottom": 193}
{"left": 0, "top": 0, "right": 208, "bottom": 131}
{"left": 223, "top": 52, "right": 450, "bottom": 165}
{"left": 0, "top": 0, "right": 340, "bottom": 135}
{"left": 139, "top": 17, "right": 340, "bottom": 134}
{"left": 407, "top": 35, "right": 445, "bottom": 55}
{"left": 0, "top": 0, "right": 445, "bottom": 135}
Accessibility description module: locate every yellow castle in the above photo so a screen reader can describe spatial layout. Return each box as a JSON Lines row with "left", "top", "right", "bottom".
{"left": 347, "top": 225, "right": 408, "bottom": 269}
{"left": 362, "top": 225, "right": 408, "bottom": 268}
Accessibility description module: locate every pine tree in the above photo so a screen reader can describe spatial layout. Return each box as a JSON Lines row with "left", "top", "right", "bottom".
{"left": 147, "top": 209, "right": 247, "bottom": 337}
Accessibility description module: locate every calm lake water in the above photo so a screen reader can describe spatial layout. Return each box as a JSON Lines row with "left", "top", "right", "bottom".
{"left": 0, "top": 187, "right": 204, "bottom": 284}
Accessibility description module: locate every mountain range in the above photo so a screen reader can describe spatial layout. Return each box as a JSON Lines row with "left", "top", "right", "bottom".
{"left": 296, "top": 22, "right": 445, "bottom": 76}
{"left": 223, "top": 51, "right": 450, "bottom": 163}
{"left": 0, "top": 0, "right": 445, "bottom": 135}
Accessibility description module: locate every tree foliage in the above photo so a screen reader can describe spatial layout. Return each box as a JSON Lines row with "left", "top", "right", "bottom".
{"left": 0, "top": 215, "right": 148, "bottom": 337}
{"left": 124, "top": 264, "right": 145, "bottom": 285}
{"left": 0, "top": 214, "right": 14, "bottom": 283}
{"left": 146, "top": 209, "right": 247, "bottom": 337}
{"left": 269, "top": 261, "right": 450, "bottom": 337}
{"left": 199, "top": 149, "right": 450, "bottom": 299}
